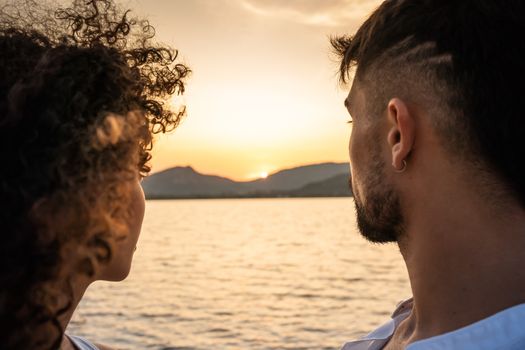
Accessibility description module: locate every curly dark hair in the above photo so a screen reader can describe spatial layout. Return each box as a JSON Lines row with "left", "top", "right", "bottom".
{"left": 0, "top": 0, "right": 190, "bottom": 348}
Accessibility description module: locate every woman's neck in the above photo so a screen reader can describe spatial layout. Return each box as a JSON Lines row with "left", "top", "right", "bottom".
{"left": 59, "top": 275, "right": 93, "bottom": 350}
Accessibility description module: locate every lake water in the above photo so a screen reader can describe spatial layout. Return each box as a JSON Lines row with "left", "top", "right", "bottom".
{"left": 68, "top": 198, "right": 410, "bottom": 350}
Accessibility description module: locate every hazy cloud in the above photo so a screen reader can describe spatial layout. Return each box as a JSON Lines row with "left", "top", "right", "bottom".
{"left": 239, "top": 0, "right": 380, "bottom": 27}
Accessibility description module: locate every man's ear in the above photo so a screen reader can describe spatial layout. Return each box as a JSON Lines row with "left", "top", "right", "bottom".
{"left": 386, "top": 98, "right": 415, "bottom": 172}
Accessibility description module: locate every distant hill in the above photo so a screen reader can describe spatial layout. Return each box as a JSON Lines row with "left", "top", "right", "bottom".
{"left": 242, "top": 163, "right": 349, "bottom": 192}
{"left": 288, "top": 173, "right": 352, "bottom": 197}
{"left": 141, "top": 166, "right": 239, "bottom": 198}
{"left": 142, "top": 162, "right": 351, "bottom": 199}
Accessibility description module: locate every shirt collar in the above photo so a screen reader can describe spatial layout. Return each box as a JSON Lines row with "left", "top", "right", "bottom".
{"left": 407, "top": 303, "right": 525, "bottom": 350}
{"left": 340, "top": 298, "right": 412, "bottom": 350}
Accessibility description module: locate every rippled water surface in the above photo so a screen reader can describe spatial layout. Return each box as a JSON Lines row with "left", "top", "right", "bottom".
{"left": 68, "top": 198, "right": 410, "bottom": 349}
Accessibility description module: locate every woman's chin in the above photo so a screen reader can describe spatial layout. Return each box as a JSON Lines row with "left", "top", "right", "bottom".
{"left": 98, "top": 260, "right": 133, "bottom": 282}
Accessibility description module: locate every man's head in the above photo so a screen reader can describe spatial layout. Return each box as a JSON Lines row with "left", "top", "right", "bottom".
{"left": 332, "top": 0, "right": 525, "bottom": 242}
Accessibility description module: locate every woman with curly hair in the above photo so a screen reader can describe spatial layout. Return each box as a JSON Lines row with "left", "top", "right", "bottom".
{"left": 0, "top": 0, "right": 190, "bottom": 349}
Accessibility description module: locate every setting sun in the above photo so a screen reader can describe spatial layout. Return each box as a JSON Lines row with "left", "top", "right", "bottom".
{"left": 260, "top": 171, "right": 269, "bottom": 179}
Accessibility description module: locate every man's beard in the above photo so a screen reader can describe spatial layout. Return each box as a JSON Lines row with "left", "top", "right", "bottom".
{"left": 352, "top": 154, "right": 404, "bottom": 243}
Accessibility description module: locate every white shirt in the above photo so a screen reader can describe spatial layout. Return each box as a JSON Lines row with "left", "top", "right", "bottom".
{"left": 341, "top": 298, "right": 525, "bottom": 350}
{"left": 67, "top": 335, "right": 100, "bottom": 350}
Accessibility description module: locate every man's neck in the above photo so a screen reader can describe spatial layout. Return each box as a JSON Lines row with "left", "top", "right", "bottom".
{"left": 398, "top": 191, "right": 525, "bottom": 344}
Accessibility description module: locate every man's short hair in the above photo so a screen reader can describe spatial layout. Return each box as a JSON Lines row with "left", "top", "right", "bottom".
{"left": 331, "top": 0, "right": 525, "bottom": 207}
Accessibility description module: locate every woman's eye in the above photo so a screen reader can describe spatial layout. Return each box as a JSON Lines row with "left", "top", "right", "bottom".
{"left": 347, "top": 119, "right": 353, "bottom": 124}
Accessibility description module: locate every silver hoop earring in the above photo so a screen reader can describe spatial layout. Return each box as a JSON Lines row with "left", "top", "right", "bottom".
{"left": 393, "top": 159, "right": 407, "bottom": 173}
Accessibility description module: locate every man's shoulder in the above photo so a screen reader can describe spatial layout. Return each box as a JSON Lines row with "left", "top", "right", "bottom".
{"left": 341, "top": 299, "right": 525, "bottom": 350}
{"left": 407, "top": 303, "right": 525, "bottom": 349}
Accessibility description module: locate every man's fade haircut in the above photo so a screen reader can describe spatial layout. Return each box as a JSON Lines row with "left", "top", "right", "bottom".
{"left": 331, "top": 0, "right": 525, "bottom": 207}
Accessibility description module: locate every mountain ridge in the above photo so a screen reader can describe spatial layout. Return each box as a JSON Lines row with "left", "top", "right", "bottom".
{"left": 142, "top": 162, "right": 352, "bottom": 199}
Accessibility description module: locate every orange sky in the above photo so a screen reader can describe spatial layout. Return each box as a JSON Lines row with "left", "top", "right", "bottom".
{"left": 131, "top": 0, "right": 381, "bottom": 180}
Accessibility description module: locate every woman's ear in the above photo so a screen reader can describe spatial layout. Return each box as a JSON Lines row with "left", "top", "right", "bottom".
{"left": 386, "top": 98, "right": 415, "bottom": 172}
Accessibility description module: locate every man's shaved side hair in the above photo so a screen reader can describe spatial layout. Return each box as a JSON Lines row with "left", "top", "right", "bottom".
{"left": 344, "top": 37, "right": 462, "bottom": 154}
{"left": 332, "top": 0, "right": 525, "bottom": 207}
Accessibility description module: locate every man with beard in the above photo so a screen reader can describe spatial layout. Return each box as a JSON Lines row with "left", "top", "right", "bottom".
{"left": 331, "top": 1, "right": 525, "bottom": 349}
